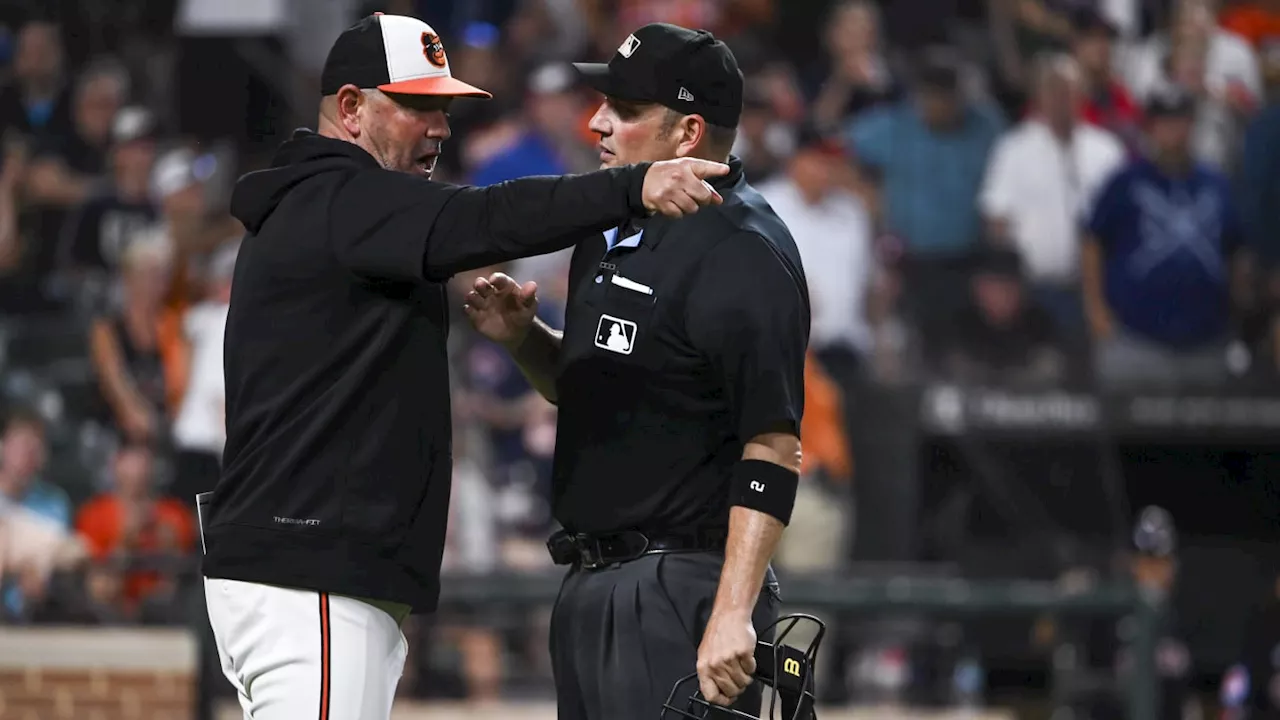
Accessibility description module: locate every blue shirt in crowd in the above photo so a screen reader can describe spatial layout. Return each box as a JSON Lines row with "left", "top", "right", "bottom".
{"left": 1086, "top": 157, "right": 1242, "bottom": 349}
{"left": 2, "top": 481, "right": 71, "bottom": 617}
{"left": 845, "top": 101, "right": 1005, "bottom": 255}
{"left": 469, "top": 132, "right": 568, "bottom": 188}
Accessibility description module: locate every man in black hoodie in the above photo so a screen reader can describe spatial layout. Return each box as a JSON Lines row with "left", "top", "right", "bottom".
{"left": 197, "top": 13, "right": 728, "bottom": 720}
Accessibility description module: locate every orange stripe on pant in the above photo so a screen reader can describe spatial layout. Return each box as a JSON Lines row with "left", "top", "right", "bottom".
{"left": 319, "top": 593, "right": 331, "bottom": 720}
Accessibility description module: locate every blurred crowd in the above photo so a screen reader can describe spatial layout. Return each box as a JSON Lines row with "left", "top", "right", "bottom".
{"left": 0, "top": 0, "right": 1277, "bottom": 706}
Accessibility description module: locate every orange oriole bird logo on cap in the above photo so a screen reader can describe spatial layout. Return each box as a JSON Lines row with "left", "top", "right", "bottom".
{"left": 421, "top": 32, "right": 447, "bottom": 68}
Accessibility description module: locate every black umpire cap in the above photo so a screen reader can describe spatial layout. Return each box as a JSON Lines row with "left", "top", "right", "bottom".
{"left": 573, "top": 23, "right": 745, "bottom": 128}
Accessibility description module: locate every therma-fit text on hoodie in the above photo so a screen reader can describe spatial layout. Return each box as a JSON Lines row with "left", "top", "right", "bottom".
{"left": 201, "top": 130, "right": 653, "bottom": 612}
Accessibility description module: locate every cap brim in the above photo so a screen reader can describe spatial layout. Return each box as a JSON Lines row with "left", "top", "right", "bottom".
{"left": 571, "top": 63, "right": 649, "bottom": 102}
{"left": 377, "top": 76, "right": 492, "bottom": 99}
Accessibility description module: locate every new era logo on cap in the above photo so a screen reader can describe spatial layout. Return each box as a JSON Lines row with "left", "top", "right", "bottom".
{"left": 678, "top": 87, "right": 694, "bottom": 102}
{"left": 320, "top": 14, "right": 491, "bottom": 98}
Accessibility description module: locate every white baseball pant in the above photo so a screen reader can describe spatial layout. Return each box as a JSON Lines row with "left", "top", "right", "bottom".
{"left": 204, "top": 577, "right": 408, "bottom": 720}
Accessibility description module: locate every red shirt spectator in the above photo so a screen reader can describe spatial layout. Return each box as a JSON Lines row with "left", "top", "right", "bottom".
{"left": 1081, "top": 81, "right": 1144, "bottom": 142}
{"left": 75, "top": 444, "right": 195, "bottom": 611}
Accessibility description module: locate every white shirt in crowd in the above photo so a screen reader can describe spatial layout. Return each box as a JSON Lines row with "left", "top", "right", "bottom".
{"left": 173, "top": 302, "right": 229, "bottom": 456}
{"left": 758, "top": 178, "right": 874, "bottom": 355}
{"left": 980, "top": 120, "right": 1127, "bottom": 284}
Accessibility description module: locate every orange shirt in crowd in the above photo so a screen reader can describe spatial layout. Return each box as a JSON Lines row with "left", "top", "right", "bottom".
{"left": 1221, "top": 3, "right": 1280, "bottom": 49}
{"left": 75, "top": 496, "right": 196, "bottom": 607}
{"left": 800, "top": 352, "right": 853, "bottom": 481}
{"left": 157, "top": 305, "right": 190, "bottom": 414}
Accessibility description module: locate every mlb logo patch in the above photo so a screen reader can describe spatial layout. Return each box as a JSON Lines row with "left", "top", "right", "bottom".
{"left": 618, "top": 34, "right": 641, "bottom": 58}
{"left": 595, "top": 314, "right": 637, "bottom": 355}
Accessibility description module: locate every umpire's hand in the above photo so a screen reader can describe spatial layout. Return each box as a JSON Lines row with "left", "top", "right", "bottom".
{"left": 697, "top": 611, "right": 758, "bottom": 706}
{"left": 642, "top": 158, "right": 728, "bottom": 217}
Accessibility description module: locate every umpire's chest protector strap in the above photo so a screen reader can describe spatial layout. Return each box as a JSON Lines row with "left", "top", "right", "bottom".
{"left": 729, "top": 459, "right": 799, "bottom": 526}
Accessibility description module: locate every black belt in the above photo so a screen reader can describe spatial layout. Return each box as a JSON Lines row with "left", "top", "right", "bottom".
{"left": 547, "top": 528, "right": 728, "bottom": 570}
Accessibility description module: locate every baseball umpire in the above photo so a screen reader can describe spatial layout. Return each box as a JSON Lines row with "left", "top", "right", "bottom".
{"left": 464, "top": 23, "right": 811, "bottom": 720}
{"left": 198, "top": 13, "right": 728, "bottom": 720}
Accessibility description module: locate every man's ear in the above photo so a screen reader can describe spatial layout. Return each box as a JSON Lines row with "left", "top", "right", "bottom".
{"left": 674, "top": 114, "right": 708, "bottom": 158}
{"left": 336, "top": 85, "right": 366, "bottom": 137}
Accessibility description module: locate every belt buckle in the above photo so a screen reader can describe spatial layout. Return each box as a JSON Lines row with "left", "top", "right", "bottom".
{"left": 577, "top": 534, "right": 604, "bottom": 570}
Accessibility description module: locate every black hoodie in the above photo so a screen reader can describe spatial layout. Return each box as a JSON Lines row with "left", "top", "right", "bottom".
{"left": 200, "top": 130, "right": 650, "bottom": 611}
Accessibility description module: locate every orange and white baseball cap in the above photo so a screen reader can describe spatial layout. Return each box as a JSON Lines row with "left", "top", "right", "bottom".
{"left": 319, "top": 13, "right": 491, "bottom": 99}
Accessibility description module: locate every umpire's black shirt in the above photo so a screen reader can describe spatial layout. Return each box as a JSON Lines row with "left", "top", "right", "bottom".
{"left": 553, "top": 156, "right": 810, "bottom": 534}
{"left": 202, "top": 130, "right": 653, "bottom": 612}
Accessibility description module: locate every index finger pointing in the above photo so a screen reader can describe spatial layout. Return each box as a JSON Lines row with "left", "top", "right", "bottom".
{"left": 688, "top": 159, "right": 730, "bottom": 179}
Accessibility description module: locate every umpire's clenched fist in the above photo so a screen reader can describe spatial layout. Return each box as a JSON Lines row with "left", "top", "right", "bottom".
{"left": 642, "top": 158, "right": 728, "bottom": 218}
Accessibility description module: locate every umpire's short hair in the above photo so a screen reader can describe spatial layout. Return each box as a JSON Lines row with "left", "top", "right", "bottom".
{"left": 660, "top": 108, "right": 738, "bottom": 159}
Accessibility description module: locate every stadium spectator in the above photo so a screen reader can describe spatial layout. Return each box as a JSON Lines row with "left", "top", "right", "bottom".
{"left": 170, "top": 241, "right": 234, "bottom": 504}
{"left": 54, "top": 106, "right": 158, "bottom": 305}
{"left": 846, "top": 48, "right": 1005, "bottom": 337}
{"left": 468, "top": 62, "right": 594, "bottom": 284}
{"left": 143, "top": 148, "right": 240, "bottom": 418}
{"left": 807, "top": 0, "right": 902, "bottom": 134}
{"left": 1219, "top": 0, "right": 1280, "bottom": 87}
{"left": 75, "top": 443, "right": 195, "bottom": 619}
{"left": 0, "top": 496, "right": 80, "bottom": 623}
{"left": 1069, "top": 8, "right": 1144, "bottom": 150}
{"left": 149, "top": 147, "right": 240, "bottom": 303}
{"left": 776, "top": 351, "right": 853, "bottom": 574}
{"left": 988, "top": 0, "right": 1078, "bottom": 93}
{"left": 1123, "top": 0, "right": 1260, "bottom": 169}
{"left": 0, "top": 18, "right": 72, "bottom": 142}
{"left": 0, "top": 407, "right": 71, "bottom": 618}
{"left": 759, "top": 128, "right": 875, "bottom": 377}
{"left": 431, "top": 22, "right": 510, "bottom": 182}
{"left": 1083, "top": 86, "right": 1246, "bottom": 388}
{"left": 847, "top": 49, "right": 1005, "bottom": 255}
{"left": 773, "top": 350, "right": 852, "bottom": 700}
{"left": 0, "top": 409, "right": 69, "bottom": 526}
{"left": 732, "top": 84, "right": 791, "bottom": 185}
{"left": 88, "top": 237, "right": 173, "bottom": 443}
{"left": 980, "top": 52, "right": 1126, "bottom": 337}
{"left": 22, "top": 58, "right": 128, "bottom": 246}
{"left": 468, "top": 63, "right": 593, "bottom": 187}
{"left": 458, "top": 274, "right": 565, "bottom": 550}
{"left": 938, "top": 246, "right": 1067, "bottom": 385}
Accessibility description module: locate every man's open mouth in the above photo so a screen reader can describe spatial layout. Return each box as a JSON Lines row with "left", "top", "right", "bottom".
{"left": 417, "top": 153, "right": 438, "bottom": 175}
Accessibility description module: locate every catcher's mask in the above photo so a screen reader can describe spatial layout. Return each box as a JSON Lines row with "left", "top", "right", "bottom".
{"left": 660, "top": 614, "right": 825, "bottom": 720}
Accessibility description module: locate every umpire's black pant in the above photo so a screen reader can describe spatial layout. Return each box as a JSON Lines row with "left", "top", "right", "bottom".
{"left": 550, "top": 552, "right": 781, "bottom": 720}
